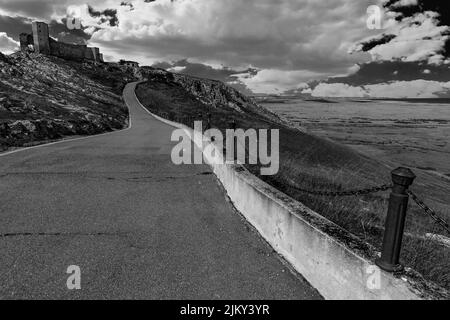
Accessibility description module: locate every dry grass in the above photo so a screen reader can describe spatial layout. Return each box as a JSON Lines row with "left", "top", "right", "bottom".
{"left": 264, "top": 157, "right": 450, "bottom": 288}
{"left": 136, "top": 79, "right": 450, "bottom": 290}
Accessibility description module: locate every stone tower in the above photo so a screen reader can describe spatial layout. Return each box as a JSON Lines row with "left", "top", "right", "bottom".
{"left": 32, "top": 22, "right": 50, "bottom": 54}
{"left": 19, "top": 33, "right": 33, "bottom": 51}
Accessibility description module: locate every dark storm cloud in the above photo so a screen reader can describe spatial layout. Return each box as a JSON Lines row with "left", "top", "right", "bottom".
{"left": 0, "top": 15, "right": 92, "bottom": 45}
{"left": 311, "top": 0, "right": 450, "bottom": 101}
{"left": 0, "top": 0, "right": 54, "bottom": 19}
{"left": 91, "top": 0, "right": 376, "bottom": 72}
{"left": 1, "top": 0, "right": 377, "bottom": 93}
{"left": 359, "top": 34, "right": 396, "bottom": 52}
{"left": 2, "top": 0, "right": 449, "bottom": 94}
{"left": 324, "top": 61, "right": 450, "bottom": 87}
{"left": 120, "top": 2, "right": 134, "bottom": 10}
{"left": 152, "top": 59, "right": 257, "bottom": 94}
{"left": 384, "top": 0, "right": 450, "bottom": 57}
{"left": 0, "top": 15, "right": 32, "bottom": 40}
{"left": 385, "top": 0, "right": 450, "bottom": 25}
{"left": 88, "top": 5, "right": 118, "bottom": 27}
{"left": 353, "top": 0, "right": 450, "bottom": 65}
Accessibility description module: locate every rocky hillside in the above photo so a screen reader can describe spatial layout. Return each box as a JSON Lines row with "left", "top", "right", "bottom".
{"left": 0, "top": 52, "right": 136, "bottom": 151}
{"left": 140, "top": 67, "right": 283, "bottom": 124}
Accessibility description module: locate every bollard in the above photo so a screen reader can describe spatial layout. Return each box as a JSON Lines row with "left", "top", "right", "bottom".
{"left": 376, "top": 167, "right": 416, "bottom": 272}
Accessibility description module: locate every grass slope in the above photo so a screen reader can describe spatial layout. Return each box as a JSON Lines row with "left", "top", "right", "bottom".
{"left": 136, "top": 70, "right": 450, "bottom": 291}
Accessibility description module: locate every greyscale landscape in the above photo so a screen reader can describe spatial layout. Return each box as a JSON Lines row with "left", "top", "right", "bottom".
{"left": 0, "top": 0, "right": 449, "bottom": 305}
{"left": 262, "top": 98, "right": 450, "bottom": 177}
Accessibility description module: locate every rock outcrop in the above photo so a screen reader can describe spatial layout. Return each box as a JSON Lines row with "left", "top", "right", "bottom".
{"left": 141, "top": 67, "right": 283, "bottom": 124}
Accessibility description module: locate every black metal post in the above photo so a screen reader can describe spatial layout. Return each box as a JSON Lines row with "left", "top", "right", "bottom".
{"left": 376, "top": 167, "right": 416, "bottom": 272}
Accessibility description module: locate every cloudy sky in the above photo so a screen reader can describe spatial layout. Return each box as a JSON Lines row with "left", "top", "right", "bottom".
{"left": 0, "top": 0, "right": 449, "bottom": 97}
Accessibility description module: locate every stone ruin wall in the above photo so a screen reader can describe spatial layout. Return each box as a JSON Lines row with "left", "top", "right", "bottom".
{"left": 20, "top": 22, "right": 104, "bottom": 63}
{"left": 49, "top": 38, "right": 86, "bottom": 60}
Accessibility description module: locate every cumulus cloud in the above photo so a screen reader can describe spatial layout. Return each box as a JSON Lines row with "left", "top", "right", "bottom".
{"left": 57, "top": 0, "right": 376, "bottom": 93}
{"left": 391, "top": 0, "right": 418, "bottom": 8}
{"left": 322, "top": 0, "right": 450, "bottom": 98}
{"left": 0, "top": 0, "right": 386, "bottom": 93}
{"left": 233, "top": 69, "right": 327, "bottom": 94}
{"left": 83, "top": 0, "right": 376, "bottom": 72}
{"left": 1, "top": 0, "right": 449, "bottom": 95}
{"left": 311, "top": 80, "right": 450, "bottom": 98}
{"left": 312, "top": 83, "right": 366, "bottom": 98}
{"left": 369, "top": 12, "right": 448, "bottom": 64}
{"left": 351, "top": 1, "right": 450, "bottom": 65}
{"left": 0, "top": 31, "right": 18, "bottom": 54}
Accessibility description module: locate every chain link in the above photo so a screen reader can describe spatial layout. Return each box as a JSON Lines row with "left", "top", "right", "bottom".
{"left": 407, "top": 190, "right": 450, "bottom": 235}
{"left": 288, "top": 181, "right": 392, "bottom": 197}
{"left": 157, "top": 110, "right": 450, "bottom": 235}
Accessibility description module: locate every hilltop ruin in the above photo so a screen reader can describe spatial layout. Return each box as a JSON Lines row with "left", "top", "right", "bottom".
{"left": 19, "top": 22, "right": 104, "bottom": 63}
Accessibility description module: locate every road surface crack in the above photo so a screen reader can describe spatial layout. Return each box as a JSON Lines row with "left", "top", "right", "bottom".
{"left": 0, "top": 231, "right": 127, "bottom": 238}
{"left": 0, "top": 171, "right": 213, "bottom": 183}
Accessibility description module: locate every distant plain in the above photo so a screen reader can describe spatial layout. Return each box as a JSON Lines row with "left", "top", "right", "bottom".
{"left": 263, "top": 98, "right": 450, "bottom": 179}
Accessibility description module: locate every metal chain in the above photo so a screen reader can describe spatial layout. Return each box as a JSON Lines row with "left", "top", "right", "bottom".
{"left": 289, "top": 182, "right": 392, "bottom": 197}
{"left": 156, "top": 110, "right": 450, "bottom": 235}
{"left": 407, "top": 190, "right": 450, "bottom": 235}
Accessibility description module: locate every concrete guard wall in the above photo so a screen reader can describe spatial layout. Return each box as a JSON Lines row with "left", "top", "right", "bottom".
{"left": 134, "top": 87, "right": 447, "bottom": 300}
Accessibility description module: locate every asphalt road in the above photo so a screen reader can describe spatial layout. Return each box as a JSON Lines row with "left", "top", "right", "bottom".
{"left": 0, "top": 82, "right": 321, "bottom": 299}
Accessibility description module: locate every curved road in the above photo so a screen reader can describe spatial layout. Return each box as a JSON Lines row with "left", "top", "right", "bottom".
{"left": 0, "top": 82, "right": 321, "bottom": 299}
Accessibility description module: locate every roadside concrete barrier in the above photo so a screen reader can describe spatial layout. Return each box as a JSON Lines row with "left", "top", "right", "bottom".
{"left": 134, "top": 89, "right": 447, "bottom": 300}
